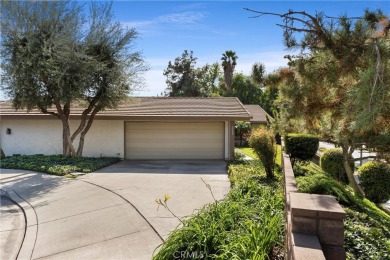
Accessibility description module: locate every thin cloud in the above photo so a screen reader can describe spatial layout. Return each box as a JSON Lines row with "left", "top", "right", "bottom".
{"left": 158, "top": 12, "right": 205, "bottom": 24}
{"left": 122, "top": 11, "right": 206, "bottom": 33}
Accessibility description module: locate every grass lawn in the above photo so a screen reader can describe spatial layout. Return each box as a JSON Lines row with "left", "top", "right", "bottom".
{"left": 237, "top": 147, "right": 258, "bottom": 159}
{"left": 294, "top": 161, "right": 390, "bottom": 259}
{"left": 154, "top": 160, "right": 285, "bottom": 259}
{"left": 0, "top": 155, "right": 120, "bottom": 176}
{"left": 237, "top": 145, "right": 282, "bottom": 166}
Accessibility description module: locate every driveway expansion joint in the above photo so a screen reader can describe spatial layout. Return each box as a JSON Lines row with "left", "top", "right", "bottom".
{"left": 77, "top": 179, "right": 165, "bottom": 242}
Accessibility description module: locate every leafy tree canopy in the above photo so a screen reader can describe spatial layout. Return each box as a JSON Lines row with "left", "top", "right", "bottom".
{"left": 1, "top": 1, "right": 147, "bottom": 156}
{"left": 247, "top": 8, "right": 390, "bottom": 195}
{"left": 163, "top": 50, "right": 221, "bottom": 97}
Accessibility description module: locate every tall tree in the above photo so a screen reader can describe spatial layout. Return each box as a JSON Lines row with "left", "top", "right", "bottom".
{"left": 196, "top": 62, "right": 222, "bottom": 97}
{"left": 221, "top": 50, "right": 238, "bottom": 96}
{"left": 251, "top": 62, "right": 266, "bottom": 85}
{"left": 232, "top": 73, "right": 262, "bottom": 104}
{"left": 246, "top": 8, "right": 390, "bottom": 195}
{"left": 164, "top": 51, "right": 221, "bottom": 97}
{"left": 163, "top": 50, "right": 199, "bottom": 97}
{"left": 1, "top": 1, "right": 147, "bottom": 157}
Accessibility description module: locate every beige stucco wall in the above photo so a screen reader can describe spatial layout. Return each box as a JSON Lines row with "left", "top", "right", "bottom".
{"left": 0, "top": 119, "right": 124, "bottom": 158}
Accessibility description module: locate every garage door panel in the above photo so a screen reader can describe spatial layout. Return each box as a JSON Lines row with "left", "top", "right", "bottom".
{"left": 126, "top": 123, "right": 222, "bottom": 131}
{"left": 125, "top": 122, "right": 224, "bottom": 159}
{"left": 125, "top": 132, "right": 223, "bottom": 140}
{"left": 126, "top": 140, "right": 222, "bottom": 149}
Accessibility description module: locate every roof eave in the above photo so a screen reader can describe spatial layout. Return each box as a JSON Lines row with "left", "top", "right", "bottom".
{"left": 0, "top": 114, "right": 251, "bottom": 121}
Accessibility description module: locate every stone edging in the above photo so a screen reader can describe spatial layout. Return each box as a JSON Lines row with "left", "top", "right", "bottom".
{"left": 282, "top": 152, "right": 346, "bottom": 260}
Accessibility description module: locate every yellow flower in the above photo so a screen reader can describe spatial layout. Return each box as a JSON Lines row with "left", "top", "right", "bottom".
{"left": 164, "top": 194, "right": 170, "bottom": 202}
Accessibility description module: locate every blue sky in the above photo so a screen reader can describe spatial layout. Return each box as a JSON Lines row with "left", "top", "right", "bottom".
{"left": 1, "top": 1, "right": 389, "bottom": 99}
{"left": 113, "top": 1, "right": 389, "bottom": 96}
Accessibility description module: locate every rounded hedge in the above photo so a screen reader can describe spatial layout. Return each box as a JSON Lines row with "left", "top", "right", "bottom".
{"left": 358, "top": 161, "right": 390, "bottom": 203}
{"left": 284, "top": 133, "right": 319, "bottom": 162}
{"left": 320, "top": 148, "right": 353, "bottom": 183}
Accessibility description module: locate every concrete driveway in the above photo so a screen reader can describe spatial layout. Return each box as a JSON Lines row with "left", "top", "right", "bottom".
{"left": 0, "top": 160, "right": 230, "bottom": 260}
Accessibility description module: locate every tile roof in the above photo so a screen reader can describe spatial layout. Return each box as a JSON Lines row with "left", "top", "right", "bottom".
{"left": 0, "top": 97, "right": 252, "bottom": 121}
{"left": 243, "top": 104, "right": 274, "bottom": 123}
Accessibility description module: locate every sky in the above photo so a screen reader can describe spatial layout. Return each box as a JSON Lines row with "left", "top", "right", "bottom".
{"left": 1, "top": 1, "right": 389, "bottom": 99}
{"left": 110, "top": 0, "right": 389, "bottom": 96}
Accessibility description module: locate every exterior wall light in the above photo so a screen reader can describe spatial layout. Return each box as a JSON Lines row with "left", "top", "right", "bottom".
{"left": 6, "top": 128, "right": 11, "bottom": 135}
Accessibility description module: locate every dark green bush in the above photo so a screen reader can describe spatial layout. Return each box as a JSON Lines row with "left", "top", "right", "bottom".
{"left": 320, "top": 148, "right": 353, "bottom": 183}
{"left": 248, "top": 128, "right": 275, "bottom": 178}
{"left": 358, "top": 161, "right": 390, "bottom": 203}
{"left": 284, "top": 133, "right": 319, "bottom": 164}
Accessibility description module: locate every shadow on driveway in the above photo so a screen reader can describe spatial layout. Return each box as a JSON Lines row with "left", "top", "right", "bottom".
{"left": 95, "top": 160, "right": 228, "bottom": 175}
{"left": 0, "top": 169, "right": 66, "bottom": 207}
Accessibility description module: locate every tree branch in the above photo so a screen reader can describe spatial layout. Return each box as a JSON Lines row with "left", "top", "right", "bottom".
{"left": 276, "top": 24, "right": 317, "bottom": 33}
{"left": 37, "top": 105, "right": 60, "bottom": 119}
{"left": 70, "top": 93, "right": 102, "bottom": 142}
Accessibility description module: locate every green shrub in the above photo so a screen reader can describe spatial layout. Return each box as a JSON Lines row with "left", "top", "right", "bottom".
{"left": 296, "top": 173, "right": 352, "bottom": 205}
{"left": 233, "top": 149, "right": 245, "bottom": 161}
{"left": 153, "top": 179, "right": 284, "bottom": 260}
{"left": 284, "top": 133, "right": 319, "bottom": 164}
{"left": 0, "top": 155, "right": 120, "bottom": 175}
{"left": 248, "top": 128, "right": 275, "bottom": 178}
{"left": 228, "top": 160, "right": 265, "bottom": 185}
{"left": 358, "top": 161, "right": 390, "bottom": 203}
{"left": 320, "top": 148, "right": 353, "bottom": 183}
{"left": 292, "top": 161, "right": 311, "bottom": 177}
{"left": 296, "top": 163, "right": 390, "bottom": 259}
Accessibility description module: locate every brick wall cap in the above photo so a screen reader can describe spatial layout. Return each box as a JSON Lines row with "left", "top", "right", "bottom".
{"left": 290, "top": 193, "right": 346, "bottom": 220}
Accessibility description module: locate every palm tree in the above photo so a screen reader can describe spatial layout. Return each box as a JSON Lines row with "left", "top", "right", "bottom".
{"left": 221, "top": 50, "right": 237, "bottom": 95}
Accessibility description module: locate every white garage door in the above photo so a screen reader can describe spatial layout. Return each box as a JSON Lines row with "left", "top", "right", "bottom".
{"left": 125, "top": 122, "right": 224, "bottom": 160}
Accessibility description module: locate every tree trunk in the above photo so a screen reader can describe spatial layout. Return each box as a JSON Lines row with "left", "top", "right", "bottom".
{"left": 341, "top": 145, "right": 365, "bottom": 196}
{"left": 61, "top": 119, "right": 76, "bottom": 157}
{"left": 75, "top": 108, "right": 99, "bottom": 157}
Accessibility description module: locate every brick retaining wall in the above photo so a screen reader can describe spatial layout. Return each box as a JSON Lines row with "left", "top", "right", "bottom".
{"left": 282, "top": 152, "right": 346, "bottom": 260}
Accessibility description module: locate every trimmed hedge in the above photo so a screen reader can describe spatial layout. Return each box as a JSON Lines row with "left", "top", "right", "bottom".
{"left": 284, "top": 133, "right": 319, "bottom": 163}
{"left": 320, "top": 148, "right": 353, "bottom": 183}
{"left": 358, "top": 161, "right": 390, "bottom": 203}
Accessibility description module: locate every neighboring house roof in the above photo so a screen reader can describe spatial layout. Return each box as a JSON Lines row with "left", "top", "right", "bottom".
{"left": 0, "top": 97, "right": 252, "bottom": 121}
{"left": 243, "top": 105, "right": 274, "bottom": 124}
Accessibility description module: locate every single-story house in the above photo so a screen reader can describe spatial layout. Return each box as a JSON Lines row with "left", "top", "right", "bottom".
{"left": 0, "top": 97, "right": 252, "bottom": 160}
{"left": 243, "top": 105, "right": 274, "bottom": 129}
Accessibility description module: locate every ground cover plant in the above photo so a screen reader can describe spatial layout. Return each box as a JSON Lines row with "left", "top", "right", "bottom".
{"left": 154, "top": 159, "right": 284, "bottom": 259}
{"left": 294, "top": 162, "right": 390, "bottom": 259}
{"left": 0, "top": 155, "right": 120, "bottom": 176}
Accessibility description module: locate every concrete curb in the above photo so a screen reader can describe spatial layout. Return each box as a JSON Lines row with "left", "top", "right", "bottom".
{"left": 7, "top": 190, "right": 38, "bottom": 260}
{"left": 0, "top": 194, "right": 25, "bottom": 260}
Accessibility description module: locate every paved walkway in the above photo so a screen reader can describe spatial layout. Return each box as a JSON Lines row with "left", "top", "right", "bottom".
{"left": 0, "top": 161, "right": 230, "bottom": 259}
